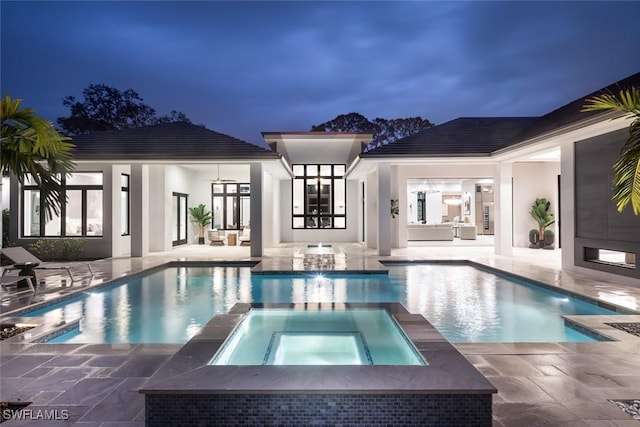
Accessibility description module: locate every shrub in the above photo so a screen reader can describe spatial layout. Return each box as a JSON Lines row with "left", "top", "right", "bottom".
{"left": 28, "top": 239, "right": 58, "bottom": 261}
{"left": 61, "top": 239, "right": 86, "bottom": 261}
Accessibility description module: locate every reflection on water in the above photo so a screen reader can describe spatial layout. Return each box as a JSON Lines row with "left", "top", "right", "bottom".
{"left": 31, "top": 264, "right": 614, "bottom": 344}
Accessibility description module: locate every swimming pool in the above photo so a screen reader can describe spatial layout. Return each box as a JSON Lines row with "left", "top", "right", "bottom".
{"left": 25, "top": 264, "right": 617, "bottom": 343}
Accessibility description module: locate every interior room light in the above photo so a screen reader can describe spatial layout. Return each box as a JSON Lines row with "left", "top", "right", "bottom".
{"left": 444, "top": 199, "right": 462, "bottom": 205}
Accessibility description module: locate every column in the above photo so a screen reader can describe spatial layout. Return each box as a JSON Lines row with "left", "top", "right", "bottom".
{"left": 494, "top": 162, "right": 513, "bottom": 256}
{"left": 378, "top": 163, "right": 391, "bottom": 256}
{"left": 130, "top": 164, "right": 149, "bottom": 257}
{"left": 560, "top": 141, "right": 575, "bottom": 270}
{"left": 250, "top": 162, "right": 262, "bottom": 257}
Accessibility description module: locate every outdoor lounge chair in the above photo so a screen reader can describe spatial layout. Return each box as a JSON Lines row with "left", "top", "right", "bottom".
{"left": 0, "top": 246, "right": 94, "bottom": 284}
{"left": 208, "top": 229, "right": 225, "bottom": 246}
{"left": 0, "top": 275, "right": 35, "bottom": 302}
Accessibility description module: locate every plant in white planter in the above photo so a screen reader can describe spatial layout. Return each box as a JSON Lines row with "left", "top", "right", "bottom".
{"left": 189, "top": 204, "right": 212, "bottom": 244}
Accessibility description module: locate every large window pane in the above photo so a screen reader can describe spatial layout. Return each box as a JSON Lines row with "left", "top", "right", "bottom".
{"left": 23, "top": 189, "right": 40, "bottom": 236}
{"left": 172, "top": 197, "right": 178, "bottom": 241}
{"left": 121, "top": 174, "right": 130, "bottom": 236}
{"left": 172, "top": 193, "right": 188, "bottom": 246}
{"left": 179, "top": 196, "right": 187, "bottom": 241}
{"left": 21, "top": 172, "right": 105, "bottom": 238}
{"left": 212, "top": 183, "right": 250, "bottom": 230}
{"left": 240, "top": 196, "right": 250, "bottom": 228}
{"left": 212, "top": 196, "right": 224, "bottom": 229}
{"left": 65, "top": 190, "right": 83, "bottom": 236}
{"left": 334, "top": 179, "right": 345, "bottom": 214}
{"left": 292, "top": 164, "right": 346, "bottom": 229}
{"left": 86, "top": 190, "right": 103, "bottom": 236}
{"left": 45, "top": 212, "right": 61, "bottom": 236}
{"left": 67, "top": 172, "right": 103, "bottom": 186}
{"left": 293, "top": 180, "right": 304, "bottom": 214}
{"left": 293, "top": 165, "right": 305, "bottom": 176}
{"left": 226, "top": 196, "right": 237, "bottom": 228}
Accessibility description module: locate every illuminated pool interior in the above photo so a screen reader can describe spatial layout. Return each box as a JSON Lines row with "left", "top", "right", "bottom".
{"left": 141, "top": 302, "right": 496, "bottom": 425}
{"left": 211, "top": 309, "right": 425, "bottom": 366}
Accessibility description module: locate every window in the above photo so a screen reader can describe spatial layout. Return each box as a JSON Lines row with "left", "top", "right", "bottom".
{"left": 121, "top": 174, "right": 130, "bottom": 236}
{"left": 292, "top": 164, "right": 345, "bottom": 229}
{"left": 21, "top": 172, "right": 103, "bottom": 237}
{"left": 212, "top": 183, "right": 250, "bottom": 230}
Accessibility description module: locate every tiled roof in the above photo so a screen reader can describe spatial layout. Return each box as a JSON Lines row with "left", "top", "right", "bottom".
{"left": 510, "top": 71, "right": 640, "bottom": 144}
{"left": 360, "top": 117, "right": 538, "bottom": 157}
{"left": 362, "top": 72, "right": 640, "bottom": 158}
{"left": 69, "top": 122, "right": 279, "bottom": 160}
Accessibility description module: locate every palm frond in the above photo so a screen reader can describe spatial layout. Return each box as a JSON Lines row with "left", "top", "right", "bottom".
{"left": 583, "top": 86, "right": 640, "bottom": 214}
{"left": 1, "top": 95, "right": 76, "bottom": 219}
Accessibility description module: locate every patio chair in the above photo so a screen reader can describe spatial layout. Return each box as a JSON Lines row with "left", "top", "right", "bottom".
{"left": 208, "top": 229, "right": 225, "bottom": 246}
{"left": 238, "top": 229, "right": 250, "bottom": 246}
{"left": 0, "top": 246, "right": 94, "bottom": 284}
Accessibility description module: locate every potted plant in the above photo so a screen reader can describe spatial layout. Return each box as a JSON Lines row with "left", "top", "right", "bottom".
{"left": 188, "top": 204, "right": 212, "bottom": 244}
{"left": 530, "top": 198, "right": 555, "bottom": 248}
{"left": 528, "top": 229, "right": 540, "bottom": 248}
{"left": 543, "top": 229, "right": 555, "bottom": 249}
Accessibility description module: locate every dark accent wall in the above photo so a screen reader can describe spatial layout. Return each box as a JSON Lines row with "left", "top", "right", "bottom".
{"left": 574, "top": 129, "right": 640, "bottom": 279}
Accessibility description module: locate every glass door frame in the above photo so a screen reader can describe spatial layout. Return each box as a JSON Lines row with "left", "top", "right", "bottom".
{"left": 172, "top": 192, "right": 188, "bottom": 246}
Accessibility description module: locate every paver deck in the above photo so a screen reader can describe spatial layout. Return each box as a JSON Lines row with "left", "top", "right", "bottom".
{"left": 1, "top": 242, "right": 639, "bottom": 425}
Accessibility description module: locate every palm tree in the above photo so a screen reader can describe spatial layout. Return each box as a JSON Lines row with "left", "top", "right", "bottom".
{"left": 188, "top": 204, "right": 212, "bottom": 244}
{"left": 583, "top": 86, "right": 640, "bottom": 215}
{"left": 1, "top": 95, "right": 75, "bottom": 219}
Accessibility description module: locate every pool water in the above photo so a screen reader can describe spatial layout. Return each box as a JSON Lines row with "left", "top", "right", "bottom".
{"left": 28, "top": 264, "right": 617, "bottom": 344}
{"left": 211, "top": 309, "right": 425, "bottom": 365}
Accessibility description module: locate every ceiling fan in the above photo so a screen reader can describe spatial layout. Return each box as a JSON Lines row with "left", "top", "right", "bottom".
{"left": 210, "top": 164, "right": 235, "bottom": 183}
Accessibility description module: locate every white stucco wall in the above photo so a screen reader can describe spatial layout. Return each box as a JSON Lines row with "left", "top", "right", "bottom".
{"left": 365, "top": 169, "right": 379, "bottom": 250}
{"left": 167, "top": 165, "right": 198, "bottom": 246}
{"left": 262, "top": 172, "right": 281, "bottom": 247}
{"left": 512, "top": 162, "right": 560, "bottom": 248}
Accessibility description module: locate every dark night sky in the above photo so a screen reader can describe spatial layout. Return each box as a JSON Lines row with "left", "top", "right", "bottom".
{"left": 2, "top": 1, "right": 640, "bottom": 146}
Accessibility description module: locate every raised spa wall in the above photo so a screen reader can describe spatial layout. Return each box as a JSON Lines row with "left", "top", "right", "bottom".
{"left": 140, "top": 303, "right": 496, "bottom": 426}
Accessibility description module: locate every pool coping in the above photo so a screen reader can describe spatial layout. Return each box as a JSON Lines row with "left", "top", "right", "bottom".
{"left": 140, "top": 302, "right": 497, "bottom": 395}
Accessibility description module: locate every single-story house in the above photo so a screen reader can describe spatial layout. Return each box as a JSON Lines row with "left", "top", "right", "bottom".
{"left": 3, "top": 72, "right": 639, "bottom": 286}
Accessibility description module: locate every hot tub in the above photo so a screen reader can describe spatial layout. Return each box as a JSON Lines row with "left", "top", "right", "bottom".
{"left": 141, "top": 303, "right": 495, "bottom": 425}
{"left": 211, "top": 309, "right": 425, "bottom": 366}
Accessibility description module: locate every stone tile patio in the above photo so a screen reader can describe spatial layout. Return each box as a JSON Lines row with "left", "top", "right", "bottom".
{"left": 1, "top": 242, "right": 639, "bottom": 425}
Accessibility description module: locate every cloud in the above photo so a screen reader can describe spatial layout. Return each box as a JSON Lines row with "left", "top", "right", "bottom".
{"left": 2, "top": 1, "right": 639, "bottom": 145}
